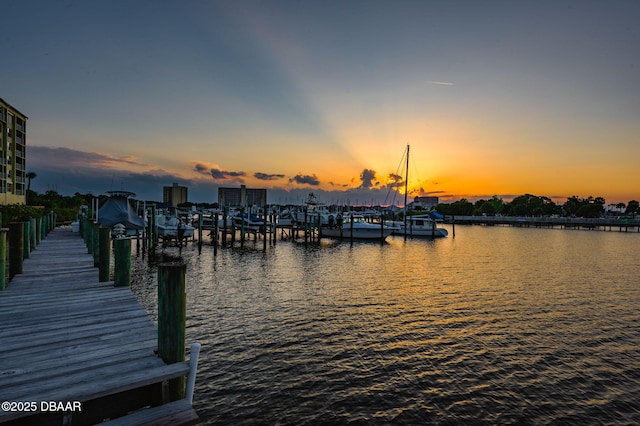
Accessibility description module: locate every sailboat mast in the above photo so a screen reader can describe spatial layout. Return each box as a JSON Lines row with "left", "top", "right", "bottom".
{"left": 403, "top": 144, "right": 409, "bottom": 238}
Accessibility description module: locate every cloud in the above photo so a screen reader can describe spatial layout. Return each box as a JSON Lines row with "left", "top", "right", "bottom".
{"left": 28, "top": 145, "right": 153, "bottom": 171}
{"left": 193, "top": 163, "right": 210, "bottom": 175}
{"left": 289, "top": 174, "right": 320, "bottom": 186}
{"left": 254, "top": 172, "right": 285, "bottom": 181}
{"left": 386, "top": 173, "right": 405, "bottom": 188}
{"left": 209, "top": 168, "right": 246, "bottom": 181}
{"left": 426, "top": 80, "right": 454, "bottom": 86}
{"left": 359, "top": 169, "right": 376, "bottom": 188}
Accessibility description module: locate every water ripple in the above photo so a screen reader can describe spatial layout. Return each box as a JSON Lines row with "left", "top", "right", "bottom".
{"left": 130, "top": 227, "right": 640, "bottom": 425}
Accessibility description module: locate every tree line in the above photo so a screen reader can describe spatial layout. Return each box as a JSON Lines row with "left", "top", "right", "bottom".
{"left": 435, "top": 194, "right": 639, "bottom": 218}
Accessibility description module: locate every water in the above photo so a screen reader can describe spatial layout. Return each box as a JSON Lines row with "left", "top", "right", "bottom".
{"left": 130, "top": 226, "right": 640, "bottom": 425}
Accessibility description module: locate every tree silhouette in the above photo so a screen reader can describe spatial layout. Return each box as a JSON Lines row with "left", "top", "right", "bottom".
{"left": 26, "top": 171, "right": 37, "bottom": 204}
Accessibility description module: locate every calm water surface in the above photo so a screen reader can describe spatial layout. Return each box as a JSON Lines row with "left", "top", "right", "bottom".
{"left": 131, "top": 226, "right": 640, "bottom": 425}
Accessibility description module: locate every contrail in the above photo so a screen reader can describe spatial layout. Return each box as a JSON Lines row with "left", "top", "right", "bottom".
{"left": 426, "top": 80, "right": 454, "bottom": 86}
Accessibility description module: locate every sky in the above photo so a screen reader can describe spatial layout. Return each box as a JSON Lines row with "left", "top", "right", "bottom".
{"left": 3, "top": 0, "right": 639, "bottom": 205}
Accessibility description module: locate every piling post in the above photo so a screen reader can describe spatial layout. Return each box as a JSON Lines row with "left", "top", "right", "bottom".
{"left": 432, "top": 215, "right": 436, "bottom": 237}
{"left": 350, "top": 214, "right": 354, "bottom": 244}
{"left": 9, "top": 222, "right": 24, "bottom": 279}
{"left": 92, "top": 221, "right": 100, "bottom": 267}
{"left": 197, "top": 211, "right": 203, "bottom": 254}
{"left": 240, "top": 207, "right": 245, "bottom": 248}
{"left": 86, "top": 219, "right": 94, "bottom": 254}
{"left": 30, "top": 218, "right": 37, "bottom": 249}
{"left": 452, "top": 216, "right": 456, "bottom": 237}
{"left": 263, "top": 204, "right": 268, "bottom": 252}
{"left": 114, "top": 237, "right": 132, "bottom": 287}
{"left": 99, "top": 227, "right": 111, "bottom": 282}
{"left": 148, "top": 206, "right": 157, "bottom": 250}
{"left": 158, "top": 262, "right": 187, "bottom": 401}
{"left": 0, "top": 229, "right": 7, "bottom": 290}
{"left": 304, "top": 208, "right": 308, "bottom": 244}
{"left": 221, "top": 208, "right": 227, "bottom": 246}
{"left": 23, "top": 220, "right": 31, "bottom": 259}
{"left": 35, "top": 216, "right": 42, "bottom": 246}
{"left": 213, "top": 212, "right": 218, "bottom": 256}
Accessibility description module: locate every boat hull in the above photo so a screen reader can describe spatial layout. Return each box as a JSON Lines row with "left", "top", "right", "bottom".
{"left": 393, "top": 227, "right": 448, "bottom": 238}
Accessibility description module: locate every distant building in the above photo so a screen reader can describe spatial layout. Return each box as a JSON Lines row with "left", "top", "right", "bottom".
{"left": 163, "top": 182, "right": 188, "bottom": 207}
{"left": 218, "top": 185, "right": 267, "bottom": 209}
{"left": 409, "top": 196, "right": 439, "bottom": 210}
{"left": 0, "top": 98, "right": 28, "bottom": 205}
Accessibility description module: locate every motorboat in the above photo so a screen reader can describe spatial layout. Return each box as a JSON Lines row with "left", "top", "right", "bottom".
{"left": 97, "top": 191, "right": 145, "bottom": 237}
{"left": 231, "top": 211, "right": 269, "bottom": 232}
{"left": 321, "top": 213, "right": 397, "bottom": 241}
{"left": 393, "top": 212, "right": 448, "bottom": 238}
{"left": 155, "top": 212, "right": 195, "bottom": 240}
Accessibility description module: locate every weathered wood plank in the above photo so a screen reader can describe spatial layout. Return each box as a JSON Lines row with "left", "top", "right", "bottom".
{"left": 100, "top": 399, "right": 199, "bottom": 426}
{"left": 0, "top": 335, "right": 158, "bottom": 371}
{"left": 0, "top": 362, "right": 190, "bottom": 422}
{"left": 0, "top": 304, "right": 150, "bottom": 338}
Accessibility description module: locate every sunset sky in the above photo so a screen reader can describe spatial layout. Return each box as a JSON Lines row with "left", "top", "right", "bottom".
{"left": 4, "top": 0, "right": 639, "bottom": 205}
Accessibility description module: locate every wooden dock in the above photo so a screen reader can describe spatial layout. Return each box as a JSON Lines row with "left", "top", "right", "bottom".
{"left": 0, "top": 227, "right": 199, "bottom": 425}
{"left": 446, "top": 215, "right": 640, "bottom": 232}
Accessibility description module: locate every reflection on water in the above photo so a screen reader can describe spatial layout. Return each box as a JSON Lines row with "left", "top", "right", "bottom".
{"left": 130, "top": 226, "right": 640, "bottom": 425}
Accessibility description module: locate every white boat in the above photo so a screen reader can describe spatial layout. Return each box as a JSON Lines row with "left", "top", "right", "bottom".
{"left": 276, "top": 209, "right": 295, "bottom": 227}
{"left": 231, "top": 212, "right": 269, "bottom": 231}
{"left": 394, "top": 144, "right": 448, "bottom": 238}
{"left": 156, "top": 213, "right": 195, "bottom": 239}
{"left": 295, "top": 193, "right": 331, "bottom": 226}
{"left": 321, "top": 213, "right": 397, "bottom": 241}
{"left": 393, "top": 213, "right": 448, "bottom": 238}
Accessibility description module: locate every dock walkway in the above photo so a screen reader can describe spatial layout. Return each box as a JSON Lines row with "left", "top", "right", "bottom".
{"left": 0, "top": 227, "right": 198, "bottom": 425}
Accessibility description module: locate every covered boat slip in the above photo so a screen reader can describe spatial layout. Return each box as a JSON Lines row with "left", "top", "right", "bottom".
{"left": 0, "top": 227, "right": 198, "bottom": 425}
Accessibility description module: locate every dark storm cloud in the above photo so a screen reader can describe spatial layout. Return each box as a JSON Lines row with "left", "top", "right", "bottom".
{"left": 209, "top": 168, "right": 246, "bottom": 180}
{"left": 359, "top": 169, "right": 376, "bottom": 188}
{"left": 254, "top": 172, "right": 285, "bottom": 181}
{"left": 194, "top": 163, "right": 209, "bottom": 175}
{"left": 386, "top": 173, "right": 404, "bottom": 188}
{"left": 289, "top": 174, "right": 320, "bottom": 186}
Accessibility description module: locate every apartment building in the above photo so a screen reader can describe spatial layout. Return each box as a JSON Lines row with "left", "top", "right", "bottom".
{"left": 0, "top": 98, "right": 28, "bottom": 205}
{"left": 218, "top": 185, "right": 267, "bottom": 208}
{"left": 163, "top": 182, "right": 188, "bottom": 207}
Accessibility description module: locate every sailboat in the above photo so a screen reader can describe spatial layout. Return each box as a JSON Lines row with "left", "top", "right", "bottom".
{"left": 392, "top": 145, "right": 449, "bottom": 238}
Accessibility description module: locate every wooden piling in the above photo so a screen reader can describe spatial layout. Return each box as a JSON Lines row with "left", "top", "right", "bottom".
{"left": 9, "top": 222, "right": 24, "bottom": 279}
{"left": 0, "top": 229, "right": 7, "bottom": 290}
{"left": 452, "top": 216, "right": 456, "bottom": 237}
{"left": 221, "top": 208, "right": 227, "bottom": 246}
{"left": 349, "top": 215, "right": 354, "bottom": 244}
{"left": 92, "top": 221, "right": 100, "bottom": 267}
{"left": 22, "top": 220, "right": 31, "bottom": 259}
{"left": 35, "top": 216, "right": 42, "bottom": 246}
{"left": 157, "top": 262, "right": 187, "bottom": 401}
{"left": 30, "top": 218, "right": 37, "bottom": 250}
{"left": 114, "top": 237, "right": 132, "bottom": 287}
{"left": 197, "top": 211, "right": 203, "bottom": 254}
{"left": 240, "top": 207, "right": 245, "bottom": 248}
{"left": 98, "top": 227, "right": 111, "bottom": 282}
